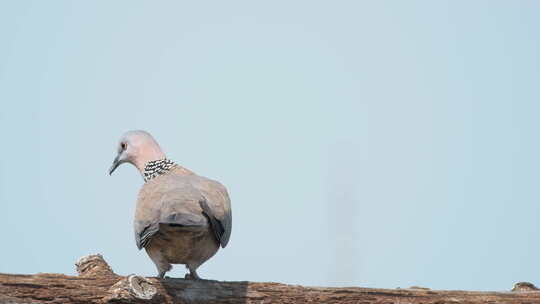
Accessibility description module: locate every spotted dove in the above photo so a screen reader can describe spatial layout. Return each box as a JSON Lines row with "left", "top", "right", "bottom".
{"left": 109, "top": 130, "right": 232, "bottom": 279}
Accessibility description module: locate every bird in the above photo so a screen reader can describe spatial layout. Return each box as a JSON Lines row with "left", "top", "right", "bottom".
{"left": 108, "top": 130, "right": 232, "bottom": 279}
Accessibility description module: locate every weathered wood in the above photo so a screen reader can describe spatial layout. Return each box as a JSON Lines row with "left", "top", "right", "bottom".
{"left": 0, "top": 254, "right": 539, "bottom": 304}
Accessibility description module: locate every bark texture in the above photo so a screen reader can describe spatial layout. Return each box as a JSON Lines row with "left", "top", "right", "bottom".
{"left": 0, "top": 254, "right": 539, "bottom": 304}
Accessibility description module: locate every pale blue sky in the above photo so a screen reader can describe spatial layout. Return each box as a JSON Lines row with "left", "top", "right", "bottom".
{"left": 1, "top": 1, "right": 539, "bottom": 291}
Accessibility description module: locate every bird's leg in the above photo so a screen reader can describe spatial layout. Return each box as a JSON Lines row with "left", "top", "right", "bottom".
{"left": 156, "top": 263, "right": 172, "bottom": 279}
{"left": 185, "top": 265, "right": 201, "bottom": 280}
{"left": 145, "top": 246, "right": 172, "bottom": 279}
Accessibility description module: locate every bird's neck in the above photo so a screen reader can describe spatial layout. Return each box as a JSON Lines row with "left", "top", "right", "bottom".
{"left": 141, "top": 158, "right": 177, "bottom": 182}
{"left": 133, "top": 146, "right": 166, "bottom": 173}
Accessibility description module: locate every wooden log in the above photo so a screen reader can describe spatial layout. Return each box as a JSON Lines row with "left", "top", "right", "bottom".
{"left": 0, "top": 254, "right": 539, "bottom": 303}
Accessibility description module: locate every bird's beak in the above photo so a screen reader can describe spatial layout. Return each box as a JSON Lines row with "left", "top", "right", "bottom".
{"left": 109, "top": 154, "right": 121, "bottom": 175}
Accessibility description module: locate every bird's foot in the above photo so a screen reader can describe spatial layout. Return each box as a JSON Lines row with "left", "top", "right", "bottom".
{"left": 184, "top": 273, "right": 201, "bottom": 280}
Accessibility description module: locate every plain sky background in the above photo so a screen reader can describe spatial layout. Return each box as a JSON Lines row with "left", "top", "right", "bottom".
{"left": 1, "top": 0, "right": 539, "bottom": 291}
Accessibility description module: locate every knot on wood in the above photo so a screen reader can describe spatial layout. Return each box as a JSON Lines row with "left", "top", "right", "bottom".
{"left": 75, "top": 254, "right": 115, "bottom": 277}
{"left": 104, "top": 275, "right": 157, "bottom": 302}
{"left": 512, "top": 282, "right": 540, "bottom": 292}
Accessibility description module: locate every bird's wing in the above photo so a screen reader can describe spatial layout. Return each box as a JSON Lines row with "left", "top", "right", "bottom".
{"left": 135, "top": 222, "right": 159, "bottom": 249}
{"left": 192, "top": 177, "right": 232, "bottom": 248}
{"left": 133, "top": 175, "right": 208, "bottom": 250}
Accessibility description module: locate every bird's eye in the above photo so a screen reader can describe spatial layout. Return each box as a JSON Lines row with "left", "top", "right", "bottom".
{"left": 121, "top": 142, "right": 127, "bottom": 150}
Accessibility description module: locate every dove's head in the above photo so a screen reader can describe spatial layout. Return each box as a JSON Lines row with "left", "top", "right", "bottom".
{"left": 109, "top": 130, "right": 166, "bottom": 175}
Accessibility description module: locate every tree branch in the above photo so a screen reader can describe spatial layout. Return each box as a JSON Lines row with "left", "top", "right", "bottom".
{"left": 0, "top": 254, "right": 539, "bottom": 303}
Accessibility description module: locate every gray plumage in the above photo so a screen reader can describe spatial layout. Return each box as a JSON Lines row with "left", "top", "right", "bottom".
{"left": 134, "top": 169, "right": 232, "bottom": 279}
{"left": 109, "top": 130, "right": 232, "bottom": 279}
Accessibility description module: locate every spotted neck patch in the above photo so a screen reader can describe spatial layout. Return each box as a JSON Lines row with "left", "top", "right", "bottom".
{"left": 143, "top": 159, "right": 177, "bottom": 182}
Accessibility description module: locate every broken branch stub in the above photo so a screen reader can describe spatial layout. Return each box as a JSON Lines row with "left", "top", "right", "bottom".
{"left": 75, "top": 253, "right": 116, "bottom": 277}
